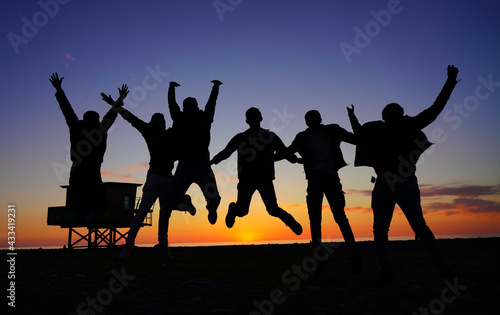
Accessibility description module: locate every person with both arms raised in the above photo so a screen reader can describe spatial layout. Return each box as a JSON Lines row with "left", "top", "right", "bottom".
{"left": 166, "top": 80, "right": 223, "bottom": 225}
{"left": 49, "top": 73, "right": 126, "bottom": 223}
{"left": 101, "top": 88, "right": 195, "bottom": 261}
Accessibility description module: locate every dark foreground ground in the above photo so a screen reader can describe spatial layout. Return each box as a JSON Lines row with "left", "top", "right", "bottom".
{"left": 5, "top": 238, "right": 499, "bottom": 314}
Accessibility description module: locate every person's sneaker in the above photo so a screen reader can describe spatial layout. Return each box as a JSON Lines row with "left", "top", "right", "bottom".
{"left": 207, "top": 210, "right": 217, "bottom": 225}
{"left": 225, "top": 202, "right": 238, "bottom": 228}
{"left": 206, "top": 196, "right": 220, "bottom": 225}
{"left": 179, "top": 195, "right": 196, "bottom": 216}
{"left": 119, "top": 243, "right": 133, "bottom": 261}
{"left": 153, "top": 243, "right": 174, "bottom": 261}
{"left": 286, "top": 218, "right": 303, "bottom": 235}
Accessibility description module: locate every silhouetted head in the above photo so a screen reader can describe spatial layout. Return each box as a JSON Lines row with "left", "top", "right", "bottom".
{"left": 382, "top": 103, "right": 404, "bottom": 123}
{"left": 305, "top": 110, "right": 322, "bottom": 128}
{"left": 83, "top": 111, "right": 100, "bottom": 128}
{"left": 245, "top": 107, "right": 263, "bottom": 128}
{"left": 183, "top": 97, "right": 199, "bottom": 114}
{"left": 150, "top": 113, "right": 166, "bottom": 130}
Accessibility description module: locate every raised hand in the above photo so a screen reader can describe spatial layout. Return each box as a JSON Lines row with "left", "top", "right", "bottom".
{"left": 346, "top": 104, "right": 355, "bottom": 116}
{"left": 49, "top": 73, "right": 64, "bottom": 91}
{"left": 447, "top": 65, "right": 460, "bottom": 83}
{"left": 100, "top": 93, "right": 115, "bottom": 105}
{"left": 117, "top": 84, "right": 129, "bottom": 101}
{"left": 170, "top": 81, "right": 180, "bottom": 88}
{"left": 211, "top": 80, "right": 223, "bottom": 86}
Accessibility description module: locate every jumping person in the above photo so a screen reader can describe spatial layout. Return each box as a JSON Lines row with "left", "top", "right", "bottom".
{"left": 167, "top": 80, "right": 223, "bottom": 225}
{"left": 347, "top": 65, "right": 460, "bottom": 283}
{"left": 287, "top": 110, "right": 361, "bottom": 273}
{"left": 50, "top": 73, "right": 127, "bottom": 223}
{"left": 100, "top": 90, "right": 196, "bottom": 261}
{"left": 211, "top": 107, "right": 303, "bottom": 235}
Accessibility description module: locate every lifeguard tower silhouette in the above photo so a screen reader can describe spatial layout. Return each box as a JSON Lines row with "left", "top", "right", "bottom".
{"left": 47, "top": 182, "right": 152, "bottom": 249}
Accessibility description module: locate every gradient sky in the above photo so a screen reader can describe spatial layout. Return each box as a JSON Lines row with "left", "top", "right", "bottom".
{"left": 1, "top": 0, "right": 500, "bottom": 248}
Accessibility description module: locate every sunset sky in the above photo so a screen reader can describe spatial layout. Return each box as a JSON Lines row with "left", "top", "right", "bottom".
{"left": 1, "top": 0, "right": 500, "bottom": 248}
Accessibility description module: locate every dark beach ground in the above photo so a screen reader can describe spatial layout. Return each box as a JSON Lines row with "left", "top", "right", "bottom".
{"left": 6, "top": 238, "right": 499, "bottom": 315}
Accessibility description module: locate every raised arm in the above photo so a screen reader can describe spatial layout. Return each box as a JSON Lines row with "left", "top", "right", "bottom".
{"left": 168, "top": 81, "right": 181, "bottom": 121}
{"left": 101, "top": 84, "right": 129, "bottom": 131}
{"left": 336, "top": 124, "right": 357, "bottom": 145}
{"left": 101, "top": 88, "right": 147, "bottom": 131}
{"left": 50, "top": 73, "right": 78, "bottom": 128}
{"left": 347, "top": 104, "right": 362, "bottom": 135}
{"left": 412, "top": 65, "right": 460, "bottom": 129}
{"left": 204, "top": 80, "right": 222, "bottom": 122}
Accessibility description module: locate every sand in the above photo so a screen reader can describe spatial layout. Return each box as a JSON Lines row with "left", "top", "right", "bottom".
{"left": 6, "top": 238, "right": 499, "bottom": 314}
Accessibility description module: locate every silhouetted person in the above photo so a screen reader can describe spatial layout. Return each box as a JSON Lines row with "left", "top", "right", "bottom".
{"left": 50, "top": 73, "right": 127, "bottom": 222}
{"left": 287, "top": 110, "right": 361, "bottom": 273}
{"left": 101, "top": 90, "right": 196, "bottom": 261}
{"left": 347, "top": 65, "right": 460, "bottom": 283}
{"left": 211, "top": 107, "right": 303, "bottom": 235}
{"left": 167, "top": 80, "right": 222, "bottom": 225}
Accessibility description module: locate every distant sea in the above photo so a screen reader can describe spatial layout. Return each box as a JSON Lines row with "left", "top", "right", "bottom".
{"left": 6, "top": 233, "right": 500, "bottom": 250}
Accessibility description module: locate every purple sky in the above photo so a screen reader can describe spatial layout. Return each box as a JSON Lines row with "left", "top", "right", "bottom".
{"left": 1, "top": 0, "right": 499, "bottom": 246}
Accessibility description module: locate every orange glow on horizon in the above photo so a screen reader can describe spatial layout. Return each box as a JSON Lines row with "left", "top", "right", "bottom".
{"left": 6, "top": 200, "right": 500, "bottom": 249}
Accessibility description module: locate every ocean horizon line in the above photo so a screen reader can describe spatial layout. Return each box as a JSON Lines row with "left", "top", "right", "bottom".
{"left": 3, "top": 233, "right": 499, "bottom": 250}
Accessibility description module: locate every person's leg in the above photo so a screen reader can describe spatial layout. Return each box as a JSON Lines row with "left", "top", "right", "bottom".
{"left": 158, "top": 176, "right": 175, "bottom": 247}
{"left": 396, "top": 175, "right": 452, "bottom": 278}
{"left": 193, "top": 163, "right": 221, "bottom": 224}
{"left": 372, "top": 176, "right": 397, "bottom": 280}
{"left": 323, "top": 173, "right": 354, "bottom": 242}
{"left": 259, "top": 180, "right": 302, "bottom": 235}
{"left": 153, "top": 176, "right": 176, "bottom": 260}
{"left": 126, "top": 173, "right": 163, "bottom": 245}
{"left": 120, "top": 173, "right": 163, "bottom": 260}
{"left": 167, "top": 162, "right": 194, "bottom": 211}
{"left": 323, "top": 172, "right": 361, "bottom": 273}
{"left": 226, "top": 180, "right": 256, "bottom": 228}
{"left": 305, "top": 173, "right": 324, "bottom": 245}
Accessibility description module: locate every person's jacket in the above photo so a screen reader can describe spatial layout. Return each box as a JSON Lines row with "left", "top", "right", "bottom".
{"left": 289, "top": 124, "right": 355, "bottom": 177}
{"left": 120, "top": 109, "right": 177, "bottom": 175}
{"left": 168, "top": 85, "right": 219, "bottom": 164}
{"left": 56, "top": 89, "right": 118, "bottom": 173}
{"left": 212, "top": 128, "right": 297, "bottom": 180}
{"left": 348, "top": 77, "right": 458, "bottom": 175}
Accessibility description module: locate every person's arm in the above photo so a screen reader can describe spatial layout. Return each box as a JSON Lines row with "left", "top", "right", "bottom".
{"left": 274, "top": 134, "right": 300, "bottom": 162}
{"left": 50, "top": 73, "right": 78, "bottom": 128}
{"left": 346, "top": 104, "right": 362, "bottom": 134}
{"left": 274, "top": 134, "right": 298, "bottom": 164}
{"left": 412, "top": 65, "right": 460, "bottom": 129}
{"left": 210, "top": 134, "right": 239, "bottom": 165}
{"left": 101, "top": 88, "right": 147, "bottom": 131}
{"left": 336, "top": 125, "right": 357, "bottom": 145}
{"left": 204, "top": 80, "right": 222, "bottom": 122}
{"left": 100, "top": 84, "right": 129, "bottom": 131}
{"left": 168, "top": 81, "right": 181, "bottom": 121}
